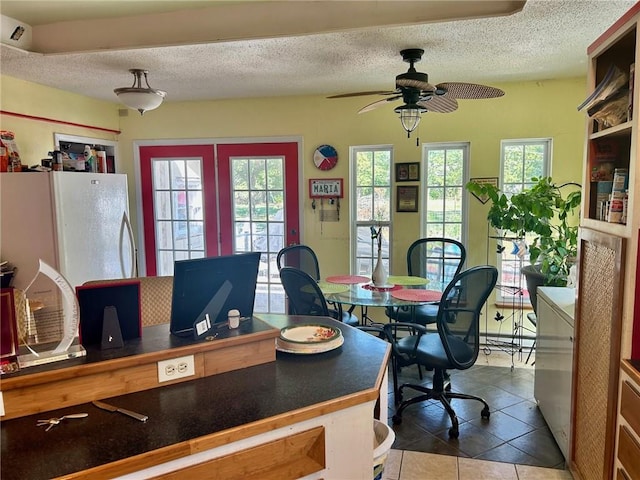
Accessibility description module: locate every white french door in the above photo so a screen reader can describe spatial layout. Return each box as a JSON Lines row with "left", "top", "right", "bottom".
{"left": 139, "top": 142, "right": 299, "bottom": 313}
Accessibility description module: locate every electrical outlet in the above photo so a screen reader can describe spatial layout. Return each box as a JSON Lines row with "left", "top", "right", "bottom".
{"left": 157, "top": 355, "right": 195, "bottom": 383}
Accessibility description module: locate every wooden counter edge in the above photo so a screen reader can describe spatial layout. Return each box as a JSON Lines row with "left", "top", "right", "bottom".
{"left": 1, "top": 328, "right": 279, "bottom": 391}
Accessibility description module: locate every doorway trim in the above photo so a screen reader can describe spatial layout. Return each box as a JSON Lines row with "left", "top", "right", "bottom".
{"left": 133, "top": 136, "right": 304, "bottom": 276}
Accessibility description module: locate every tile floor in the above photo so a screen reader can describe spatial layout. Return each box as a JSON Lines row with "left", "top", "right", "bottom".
{"left": 384, "top": 348, "right": 574, "bottom": 479}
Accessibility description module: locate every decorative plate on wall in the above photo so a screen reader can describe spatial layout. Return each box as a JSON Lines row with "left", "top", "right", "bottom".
{"left": 313, "top": 144, "right": 338, "bottom": 170}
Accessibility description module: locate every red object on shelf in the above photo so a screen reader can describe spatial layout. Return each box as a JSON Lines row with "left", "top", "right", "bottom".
{"left": 633, "top": 228, "right": 640, "bottom": 359}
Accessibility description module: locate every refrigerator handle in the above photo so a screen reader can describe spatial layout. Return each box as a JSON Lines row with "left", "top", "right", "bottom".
{"left": 120, "top": 211, "right": 137, "bottom": 278}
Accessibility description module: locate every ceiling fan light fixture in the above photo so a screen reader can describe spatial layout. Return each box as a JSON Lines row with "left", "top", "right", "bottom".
{"left": 114, "top": 69, "right": 166, "bottom": 115}
{"left": 395, "top": 103, "right": 426, "bottom": 138}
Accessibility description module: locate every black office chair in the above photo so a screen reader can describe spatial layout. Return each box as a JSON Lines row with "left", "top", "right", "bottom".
{"left": 386, "top": 237, "right": 466, "bottom": 326}
{"left": 386, "top": 265, "right": 498, "bottom": 438}
{"left": 276, "top": 244, "right": 321, "bottom": 280}
{"left": 279, "top": 266, "right": 332, "bottom": 317}
{"left": 277, "top": 245, "right": 358, "bottom": 325}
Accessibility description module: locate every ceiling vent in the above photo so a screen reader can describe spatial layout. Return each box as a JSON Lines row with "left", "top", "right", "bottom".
{"left": 1, "top": 15, "right": 32, "bottom": 51}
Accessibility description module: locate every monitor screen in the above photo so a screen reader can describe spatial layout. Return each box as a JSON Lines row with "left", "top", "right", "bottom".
{"left": 169, "top": 252, "right": 261, "bottom": 337}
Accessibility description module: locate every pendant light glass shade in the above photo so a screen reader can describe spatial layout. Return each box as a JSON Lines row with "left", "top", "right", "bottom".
{"left": 114, "top": 69, "right": 166, "bottom": 115}
{"left": 394, "top": 103, "right": 426, "bottom": 138}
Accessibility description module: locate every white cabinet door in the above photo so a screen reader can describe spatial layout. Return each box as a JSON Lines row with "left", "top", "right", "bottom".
{"left": 534, "top": 287, "right": 575, "bottom": 460}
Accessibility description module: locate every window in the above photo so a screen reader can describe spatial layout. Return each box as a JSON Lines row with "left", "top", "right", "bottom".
{"left": 152, "top": 158, "right": 205, "bottom": 275}
{"left": 422, "top": 143, "right": 468, "bottom": 243}
{"left": 498, "top": 139, "right": 551, "bottom": 300}
{"left": 351, "top": 146, "right": 392, "bottom": 275}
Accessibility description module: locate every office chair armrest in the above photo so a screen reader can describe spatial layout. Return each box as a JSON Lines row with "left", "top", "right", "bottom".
{"left": 357, "top": 325, "right": 389, "bottom": 342}
{"left": 383, "top": 321, "right": 428, "bottom": 335}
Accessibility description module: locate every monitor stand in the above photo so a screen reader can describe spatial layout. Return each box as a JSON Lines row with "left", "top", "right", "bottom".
{"left": 101, "top": 306, "right": 124, "bottom": 350}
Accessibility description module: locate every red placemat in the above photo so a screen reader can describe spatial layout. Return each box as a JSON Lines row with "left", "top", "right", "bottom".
{"left": 391, "top": 289, "right": 442, "bottom": 302}
{"left": 325, "top": 275, "right": 370, "bottom": 284}
{"left": 362, "top": 283, "right": 402, "bottom": 292}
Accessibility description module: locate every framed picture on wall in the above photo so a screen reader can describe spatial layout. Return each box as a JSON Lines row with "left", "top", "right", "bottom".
{"left": 469, "top": 177, "right": 499, "bottom": 204}
{"left": 395, "top": 162, "right": 420, "bottom": 182}
{"left": 396, "top": 186, "right": 419, "bottom": 212}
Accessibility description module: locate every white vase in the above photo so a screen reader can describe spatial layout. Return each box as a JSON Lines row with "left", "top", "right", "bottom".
{"left": 371, "top": 247, "right": 388, "bottom": 286}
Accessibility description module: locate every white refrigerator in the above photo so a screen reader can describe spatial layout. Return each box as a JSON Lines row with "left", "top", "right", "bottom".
{"left": 1, "top": 172, "right": 135, "bottom": 291}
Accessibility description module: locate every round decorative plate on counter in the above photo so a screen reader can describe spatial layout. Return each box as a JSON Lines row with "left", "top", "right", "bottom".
{"left": 276, "top": 324, "right": 344, "bottom": 354}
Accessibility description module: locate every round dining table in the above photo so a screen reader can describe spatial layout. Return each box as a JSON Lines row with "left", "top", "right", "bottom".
{"left": 320, "top": 275, "right": 445, "bottom": 325}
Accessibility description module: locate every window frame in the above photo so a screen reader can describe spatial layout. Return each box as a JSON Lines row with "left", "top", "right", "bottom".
{"left": 420, "top": 142, "right": 470, "bottom": 246}
{"left": 496, "top": 138, "right": 552, "bottom": 302}
{"left": 349, "top": 145, "right": 393, "bottom": 276}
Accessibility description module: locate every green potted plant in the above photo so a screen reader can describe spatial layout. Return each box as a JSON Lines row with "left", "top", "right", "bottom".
{"left": 466, "top": 177, "right": 581, "bottom": 291}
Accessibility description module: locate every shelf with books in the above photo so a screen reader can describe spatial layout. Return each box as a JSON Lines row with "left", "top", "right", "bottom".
{"left": 581, "top": 25, "right": 635, "bottom": 231}
{"left": 577, "top": 3, "right": 640, "bottom": 479}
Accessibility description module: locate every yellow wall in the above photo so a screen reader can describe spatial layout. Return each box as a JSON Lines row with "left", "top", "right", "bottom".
{"left": 0, "top": 74, "right": 586, "bottom": 278}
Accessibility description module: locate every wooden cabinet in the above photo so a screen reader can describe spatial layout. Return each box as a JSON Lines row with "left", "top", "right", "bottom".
{"left": 618, "top": 361, "right": 640, "bottom": 479}
{"left": 581, "top": 13, "right": 635, "bottom": 234}
{"left": 576, "top": 3, "right": 640, "bottom": 480}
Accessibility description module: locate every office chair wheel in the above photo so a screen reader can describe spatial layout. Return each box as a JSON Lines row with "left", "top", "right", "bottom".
{"left": 392, "top": 414, "right": 403, "bottom": 425}
{"left": 448, "top": 426, "right": 459, "bottom": 439}
{"left": 481, "top": 406, "right": 490, "bottom": 419}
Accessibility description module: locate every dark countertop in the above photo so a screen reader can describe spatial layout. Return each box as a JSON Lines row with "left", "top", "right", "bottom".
{"left": 1, "top": 315, "right": 389, "bottom": 480}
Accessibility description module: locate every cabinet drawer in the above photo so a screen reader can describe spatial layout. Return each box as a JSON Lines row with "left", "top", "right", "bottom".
{"left": 621, "top": 380, "right": 640, "bottom": 434}
{"left": 617, "top": 467, "right": 631, "bottom": 480}
{"left": 618, "top": 425, "right": 640, "bottom": 480}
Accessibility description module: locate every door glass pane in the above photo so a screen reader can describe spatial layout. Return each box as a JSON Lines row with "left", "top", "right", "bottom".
{"left": 152, "top": 157, "right": 205, "bottom": 275}
{"left": 231, "top": 156, "right": 285, "bottom": 313}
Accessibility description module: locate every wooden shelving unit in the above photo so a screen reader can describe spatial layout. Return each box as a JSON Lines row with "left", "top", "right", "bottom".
{"left": 574, "top": 3, "right": 640, "bottom": 479}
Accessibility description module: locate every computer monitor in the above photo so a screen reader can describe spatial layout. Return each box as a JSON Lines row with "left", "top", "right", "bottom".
{"left": 169, "top": 252, "right": 261, "bottom": 337}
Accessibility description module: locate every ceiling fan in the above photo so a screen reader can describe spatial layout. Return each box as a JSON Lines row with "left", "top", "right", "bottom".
{"left": 328, "top": 48, "right": 504, "bottom": 137}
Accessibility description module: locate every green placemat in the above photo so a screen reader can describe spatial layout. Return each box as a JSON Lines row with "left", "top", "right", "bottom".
{"left": 387, "top": 275, "right": 429, "bottom": 286}
{"left": 317, "top": 282, "right": 350, "bottom": 294}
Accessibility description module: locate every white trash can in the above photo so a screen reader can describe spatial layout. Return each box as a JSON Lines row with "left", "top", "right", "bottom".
{"left": 373, "top": 419, "right": 395, "bottom": 480}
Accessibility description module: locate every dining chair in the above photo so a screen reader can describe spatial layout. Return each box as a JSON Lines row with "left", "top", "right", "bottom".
{"left": 386, "top": 237, "right": 466, "bottom": 326}
{"left": 277, "top": 245, "right": 359, "bottom": 325}
{"left": 385, "top": 265, "right": 498, "bottom": 438}
{"left": 279, "top": 267, "right": 331, "bottom": 316}
{"left": 279, "top": 267, "right": 358, "bottom": 326}
{"left": 276, "top": 244, "right": 320, "bottom": 280}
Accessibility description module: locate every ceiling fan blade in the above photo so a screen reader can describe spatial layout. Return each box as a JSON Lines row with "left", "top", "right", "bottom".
{"left": 358, "top": 95, "right": 402, "bottom": 114}
{"left": 418, "top": 96, "right": 458, "bottom": 113}
{"left": 327, "top": 90, "right": 398, "bottom": 99}
{"left": 396, "top": 78, "right": 435, "bottom": 92}
{"left": 436, "top": 82, "right": 505, "bottom": 99}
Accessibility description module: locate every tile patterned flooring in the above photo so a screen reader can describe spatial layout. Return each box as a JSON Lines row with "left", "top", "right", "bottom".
{"left": 383, "top": 350, "right": 574, "bottom": 479}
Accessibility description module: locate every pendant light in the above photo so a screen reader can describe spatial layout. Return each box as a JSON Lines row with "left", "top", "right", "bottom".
{"left": 114, "top": 69, "right": 166, "bottom": 115}
{"left": 394, "top": 103, "right": 426, "bottom": 138}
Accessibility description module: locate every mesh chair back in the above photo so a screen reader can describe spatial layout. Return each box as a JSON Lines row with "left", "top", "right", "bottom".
{"left": 279, "top": 267, "right": 330, "bottom": 316}
{"left": 407, "top": 238, "right": 466, "bottom": 285}
{"left": 276, "top": 245, "right": 321, "bottom": 281}
{"left": 437, "top": 265, "right": 498, "bottom": 370}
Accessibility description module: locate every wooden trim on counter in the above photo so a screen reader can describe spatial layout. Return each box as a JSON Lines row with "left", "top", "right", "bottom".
{"left": 622, "top": 359, "right": 640, "bottom": 384}
{"left": 1, "top": 333, "right": 278, "bottom": 420}
{"left": 55, "top": 426, "right": 327, "bottom": 480}
{"left": 148, "top": 427, "right": 325, "bottom": 480}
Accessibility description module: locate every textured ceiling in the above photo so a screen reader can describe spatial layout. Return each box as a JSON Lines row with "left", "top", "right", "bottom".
{"left": 0, "top": 0, "right": 636, "bottom": 106}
